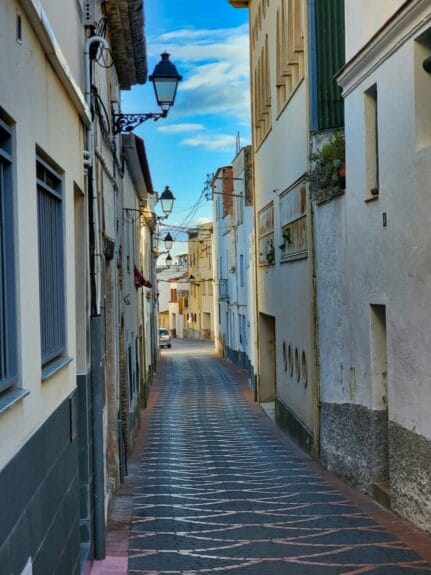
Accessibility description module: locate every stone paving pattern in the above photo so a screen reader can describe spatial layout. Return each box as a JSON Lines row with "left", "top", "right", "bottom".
{"left": 127, "top": 342, "right": 431, "bottom": 575}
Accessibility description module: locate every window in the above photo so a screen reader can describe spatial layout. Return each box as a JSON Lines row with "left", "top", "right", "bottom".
{"left": 280, "top": 180, "right": 308, "bottom": 261}
{"left": 0, "top": 119, "right": 17, "bottom": 393}
{"left": 207, "top": 244, "right": 212, "bottom": 269}
{"left": 276, "top": 0, "right": 305, "bottom": 112}
{"left": 16, "top": 12, "right": 22, "bottom": 44}
{"left": 258, "top": 202, "right": 274, "bottom": 265}
{"left": 239, "top": 254, "right": 245, "bottom": 287}
{"left": 364, "top": 84, "right": 379, "bottom": 198}
{"left": 37, "top": 156, "right": 66, "bottom": 366}
{"left": 253, "top": 35, "right": 272, "bottom": 147}
{"left": 414, "top": 29, "right": 431, "bottom": 150}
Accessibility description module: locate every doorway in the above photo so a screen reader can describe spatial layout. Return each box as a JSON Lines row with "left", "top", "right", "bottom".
{"left": 370, "top": 304, "right": 390, "bottom": 506}
{"left": 258, "top": 313, "right": 276, "bottom": 403}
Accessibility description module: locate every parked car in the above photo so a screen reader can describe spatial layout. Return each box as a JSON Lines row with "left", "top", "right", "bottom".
{"left": 159, "top": 328, "right": 171, "bottom": 348}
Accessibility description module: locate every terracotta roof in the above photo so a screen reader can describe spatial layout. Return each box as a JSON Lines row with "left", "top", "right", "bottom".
{"left": 105, "top": 0, "right": 147, "bottom": 89}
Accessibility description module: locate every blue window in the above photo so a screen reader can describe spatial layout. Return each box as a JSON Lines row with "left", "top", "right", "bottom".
{"left": 0, "top": 119, "right": 17, "bottom": 392}
{"left": 37, "top": 156, "right": 66, "bottom": 366}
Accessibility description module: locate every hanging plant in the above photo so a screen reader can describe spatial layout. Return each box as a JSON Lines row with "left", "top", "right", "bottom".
{"left": 306, "top": 131, "right": 345, "bottom": 203}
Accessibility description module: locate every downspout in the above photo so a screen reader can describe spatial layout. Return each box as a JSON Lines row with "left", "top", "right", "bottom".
{"left": 85, "top": 35, "right": 109, "bottom": 315}
{"left": 307, "top": 0, "right": 321, "bottom": 460}
{"left": 84, "top": 34, "right": 110, "bottom": 561}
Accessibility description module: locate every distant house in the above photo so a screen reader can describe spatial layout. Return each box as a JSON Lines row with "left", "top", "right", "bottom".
{"left": 188, "top": 224, "right": 214, "bottom": 340}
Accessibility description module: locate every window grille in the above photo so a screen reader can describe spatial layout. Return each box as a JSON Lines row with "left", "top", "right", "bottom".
{"left": 0, "top": 120, "right": 17, "bottom": 392}
{"left": 37, "top": 156, "right": 66, "bottom": 366}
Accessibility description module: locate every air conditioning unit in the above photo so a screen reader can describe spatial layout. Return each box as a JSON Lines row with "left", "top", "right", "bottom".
{"left": 83, "top": 0, "right": 98, "bottom": 28}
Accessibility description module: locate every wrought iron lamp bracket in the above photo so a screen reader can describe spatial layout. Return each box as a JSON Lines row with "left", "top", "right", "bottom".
{"left": 113, "top": 110, "right": 168, "bottom": 135}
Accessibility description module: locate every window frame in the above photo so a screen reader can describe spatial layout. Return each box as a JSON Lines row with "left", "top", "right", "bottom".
{"left": 0, "top": 118, "right": 18, "bottom": 394}
{"left": 36, "top": 154, "right": 66, "bottom": 368}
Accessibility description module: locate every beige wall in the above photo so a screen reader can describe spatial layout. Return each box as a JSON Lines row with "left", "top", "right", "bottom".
{"left": 248, "top": 0, "right": 318, "bottom": 450}
{"left": 0, "top": 0, "right": 84, "bottom": 466}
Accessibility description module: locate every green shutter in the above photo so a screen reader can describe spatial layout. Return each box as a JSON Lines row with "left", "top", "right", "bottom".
{"left": 315, "top": 0, "right": 345, "bottom": 130}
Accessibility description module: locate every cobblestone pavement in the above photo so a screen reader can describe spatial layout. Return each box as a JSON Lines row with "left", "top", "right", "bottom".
{"left": 127, "top": 341, "right": 431, "bottom": 575}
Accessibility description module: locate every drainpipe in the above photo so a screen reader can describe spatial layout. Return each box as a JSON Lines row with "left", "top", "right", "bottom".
{"left": 84, "top": 34, "right": 110, "bottom": 561}
{"left": 85, "top": 35, "right": 109, "bottom": 315}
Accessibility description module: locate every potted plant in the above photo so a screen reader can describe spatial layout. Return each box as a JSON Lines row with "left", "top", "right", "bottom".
{"left": 307, "top": 131, "right": 345, "bottom": 203}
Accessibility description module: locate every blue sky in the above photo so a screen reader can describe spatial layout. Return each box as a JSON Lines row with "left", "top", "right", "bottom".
{"left": 122, "top": 0, "right": 251, "bottom": 243}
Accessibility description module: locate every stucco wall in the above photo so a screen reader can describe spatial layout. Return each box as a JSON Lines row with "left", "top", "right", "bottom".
{"left": 343, "top": 38, "right": 431, "bottom": 438}
{"left": 254, "top": 80, "right": 317, "bottom": 441}
{"left": 335, "top": 1, "right": 431, "bottom": 528}
{"left": 345, "top": 0, "right": 407, "bottom": 60}
{"left": 0, "top": 0, "right": 83, "bottom": 466}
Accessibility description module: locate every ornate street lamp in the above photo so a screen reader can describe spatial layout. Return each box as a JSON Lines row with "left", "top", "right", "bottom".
{"left": 165, "top": 253, "right": 173, "bottom": 268}
{"left": 164, "top": 232, "right": 173, "bottom": 251}
{"left": 159, "top": 186, "right": 175, "bottom": 217}
{"left": 112, "top": 52, "right": 182, "bottom": 134}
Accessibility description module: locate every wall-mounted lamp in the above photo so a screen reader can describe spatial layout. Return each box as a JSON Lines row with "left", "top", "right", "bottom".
{"left": 159, "top": 186, "right": 175, "bottom": 217}
{"left": 163, "top": 232, "right": 173, "bottom": 250}
{"left": 112, "top": 53, "right": 182, "bottom": 135}
{"left": 123, "top": 186, "right": 175, "bottom": 227}
{"left": 123, "top": 207, "right": 144, "bottom": 224}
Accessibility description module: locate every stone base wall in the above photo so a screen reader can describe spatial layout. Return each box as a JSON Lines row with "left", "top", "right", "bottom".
{"left": 275, "top": 396, "right": 314, "bottom": 454}
{"left": 389, "top": 421, "right": 431, "bottom": 534}
{"left": 320, "top": 402, "right": 388, "bottom": 490}
{"left": 0, "top": 394, "right": 80, "bottom": 575}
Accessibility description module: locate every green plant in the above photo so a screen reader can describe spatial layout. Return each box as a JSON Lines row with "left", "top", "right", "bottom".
{"left": 307, "top": 131, "right": 345, "bottom": 202}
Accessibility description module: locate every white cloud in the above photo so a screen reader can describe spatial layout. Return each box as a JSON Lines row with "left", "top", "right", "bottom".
{"left": 155, "top": 24, "right": 249, "bottom": 49}
{"left": 147, "top": 25, "right": 251, "bottom": 123}
{"left": 194, "top": 216, "right": 212, "bottom": 225}
{"left": 156, "top": 123, "right": 205, "bottom": 134}
{"left": 181, "top": 134, "right": 238, "bottom": 152}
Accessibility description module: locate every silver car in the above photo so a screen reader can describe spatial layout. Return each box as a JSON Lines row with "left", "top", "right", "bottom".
{"left": 159, "top": 328, "right": 171, "bottom": 348}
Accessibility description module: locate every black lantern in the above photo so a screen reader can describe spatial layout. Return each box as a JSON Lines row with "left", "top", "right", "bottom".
{"left": 165, "top": 253, "right": 173, "bottom": 268}
{"left": 112, "top": 53, "right": 182, "bottom": 134}
{"left": 160, "top": 186, "right": 175, "bottom": 216}
{"left": 150, "top": 52, "right": 183, "bottom": 112}
{"left": 164, "top": 232, "right": 173, "bottom": 251}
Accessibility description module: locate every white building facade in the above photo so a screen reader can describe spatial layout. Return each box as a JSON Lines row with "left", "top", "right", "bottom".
{"left": 335, "top": 0, "right": 431, "bottom": 532}
{"left": 213, "top": 147, "right": 256, "bottom": 385}
{"left": 230, "top": 0, "right": 320, "bottom": 456}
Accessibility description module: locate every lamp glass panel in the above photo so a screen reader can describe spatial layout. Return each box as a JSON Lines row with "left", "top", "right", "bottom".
{"left": 153, "top": 79, "right": 178, "bottom": 109}
{"left": 160, "top": 197, "right": 174, "bottom": 215}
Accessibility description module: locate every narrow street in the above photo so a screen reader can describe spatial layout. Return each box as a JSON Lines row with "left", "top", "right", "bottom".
{"left": 98, "top": 340, "right": 431, "bottom": 575}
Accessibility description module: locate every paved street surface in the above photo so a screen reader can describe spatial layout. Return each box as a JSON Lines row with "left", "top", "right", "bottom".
{"left": 122, "top": 340, "right": 431, "bottom": 575}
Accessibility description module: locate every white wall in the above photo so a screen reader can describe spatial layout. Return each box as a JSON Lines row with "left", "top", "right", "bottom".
{"left": 341, "top": 31, "right": 431, "bottom": 438}
{"left": 345, "top": 0, "right": 406, "bottom": 60}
